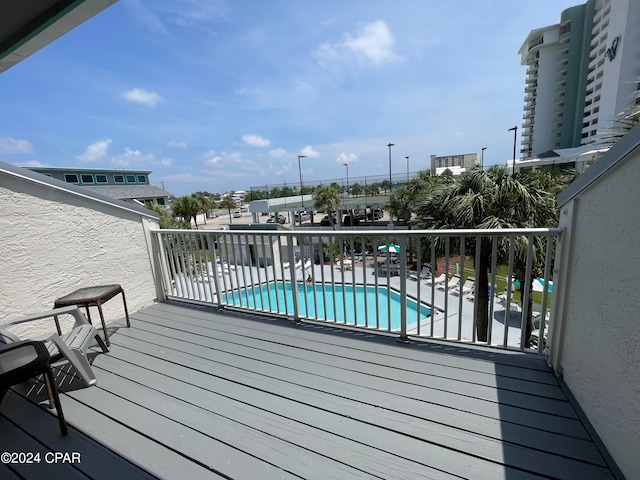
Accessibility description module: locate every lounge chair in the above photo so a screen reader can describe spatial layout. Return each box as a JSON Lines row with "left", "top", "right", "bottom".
{"left": 438, "top": 275, "right": 460, "bottom": 291}
{"left": 452, "top": 278, "right": 475, "bottom": 296}
{"left": 425, "top": 273, "right": 446, "bottom": 286}
{"left": 409, "top": 265, "right": 431, "bottom": 282}
{"left": 0, "top": 306, "right": 108, "bottom": 386}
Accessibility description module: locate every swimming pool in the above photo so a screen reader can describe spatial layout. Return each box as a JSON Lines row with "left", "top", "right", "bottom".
{"left": 221, "top": 281, "right": 431, "bottom": 330}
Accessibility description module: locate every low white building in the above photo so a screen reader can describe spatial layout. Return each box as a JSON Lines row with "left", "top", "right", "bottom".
{"left": 509, "top": 144, "right": 611, "bottom": 174}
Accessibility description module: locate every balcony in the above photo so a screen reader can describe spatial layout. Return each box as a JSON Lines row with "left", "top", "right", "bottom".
{"left": 2, "top": 153, "right": 636, "bottom": 478}
{"left": 2, "top": 300, "right": 615, "bottom": 479}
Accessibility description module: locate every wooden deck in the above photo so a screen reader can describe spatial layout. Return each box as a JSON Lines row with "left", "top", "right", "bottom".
{"left": 1, "top": 302, "right": 618, "bottom": 479}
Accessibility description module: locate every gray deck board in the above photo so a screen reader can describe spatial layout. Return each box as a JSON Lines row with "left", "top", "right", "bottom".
{"left": 104, "top": 328, "right": 610, "bottom": 478}
{"left": 1, "top": 301, "right": 618, "bottom": 480}
{"left": 109, "top": 325, "right": 599, "bottom": 460}
{"left": 0, "top": 391, "right": 160, "bottom": 480}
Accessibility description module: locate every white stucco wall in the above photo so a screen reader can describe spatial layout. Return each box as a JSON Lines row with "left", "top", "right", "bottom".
{"left": 555, "top": 151, "right": 640, "bottom": 479}
{"left": 0, "top": 172, "right": 160, "bottom": 338}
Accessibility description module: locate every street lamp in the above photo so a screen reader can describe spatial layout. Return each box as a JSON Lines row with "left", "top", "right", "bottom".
{"left": 387, "top": 143, "right": 394, "bottom": 228}
{"left": 507, "top": 126, "right": 517, "bottom": 176}
{"left": 297, "top": 154, "right": 306, "bottom": 207}
{"left": 405, "top": 156, "right": 409, "bottom": 182}
{"left": 387, "top": 143, "right": 394, "bottom": 192}
{"left": 481, "top": 147, "right": 486, "bottom": 170}
{"left": 343, "top": 163, "right": 349, "bottom": 196}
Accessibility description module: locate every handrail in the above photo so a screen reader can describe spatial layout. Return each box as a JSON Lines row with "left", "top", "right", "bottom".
{"left": 150, "top": 228, "right": 560, "bottom": 353}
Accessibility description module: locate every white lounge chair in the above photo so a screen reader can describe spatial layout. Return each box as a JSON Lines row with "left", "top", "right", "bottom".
{"left": 0, "top": 306, "right": 108, "bottom": 386}
{"left": 409, "top": 265, "right": 431, "bottom": 282}
{"left": 426, "top": 273, "right": 447, "bottom": 286}
{"left": 453, "top": 278, "right": 475, "bottom": 296}
{"left": 438, "top": 275, "right": 460, "bottom": 291}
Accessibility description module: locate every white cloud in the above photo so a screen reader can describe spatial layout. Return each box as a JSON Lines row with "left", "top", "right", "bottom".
{"left": 269, "top": 148, "right": 287, "bottom": 158}
{"left": 111, "top": 147, "right": 156, "bottom": 167}
{"left": 168, "top": 139, "right": 188, "bottom": 148}
{"left": 317, "top": 20, "right": 400, "bottom": 67}
{"left": 204, "top": 149, "right": 221, "bottom": 165}
{"left": 121, "top": 88, "right": 161, "bottom": 107}
{"left": 0, "top": 137, "right": 33, "bottom": 154}
{"left": 336, "top": 152, "right": 358, "bottom": 164}
{"left": 300, "top": 145, "right": 320, "bottom": 158}
{"left": 77, "top": 139, "right": 112, "bottom": 163}
{"left": 242, "top": 134, "right": 271, "bottom": 147}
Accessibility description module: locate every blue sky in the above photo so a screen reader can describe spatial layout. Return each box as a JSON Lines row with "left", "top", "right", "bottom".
{"left": 0, "top": 0, "right": 581, "bottom": 196}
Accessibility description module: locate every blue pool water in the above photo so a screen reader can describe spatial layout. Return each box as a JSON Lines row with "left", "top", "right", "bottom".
{"left": 221, "top": 282, "right": 431, "bottom": 330}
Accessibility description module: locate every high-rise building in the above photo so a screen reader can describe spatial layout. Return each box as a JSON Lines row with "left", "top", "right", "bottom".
{"left": 430, "top": 153, "right": 477, "bottom": 175}
{"left": 519, "top": 0, "right": 640, "bottom": 159}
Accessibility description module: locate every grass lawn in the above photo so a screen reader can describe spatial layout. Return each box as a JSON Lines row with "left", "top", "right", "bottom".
{"left": 454, "top": 262, "right": 552, "bottom": 310}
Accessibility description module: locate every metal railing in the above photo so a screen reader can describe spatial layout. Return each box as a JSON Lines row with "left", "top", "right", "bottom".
{"left": 150, "top": 228, "right": 560, "bottom": 352}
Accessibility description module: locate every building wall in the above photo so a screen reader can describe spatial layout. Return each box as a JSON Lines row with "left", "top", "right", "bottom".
{"left": 0, "top": 172, "right": 160, "bottom": 337}
{"left": 553, "top": 149, "right": 640, "bottom": 479}
{"left": 521, "top": 0, "right": 640, "bottom": 157}
{"left": 430, "top": 153, "right": 477, "bottom": 171}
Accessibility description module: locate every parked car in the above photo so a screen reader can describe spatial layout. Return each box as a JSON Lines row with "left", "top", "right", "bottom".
{"left": 342, "top": 214, "right": 360, "bottom": 226}
{"left": 367, "top": 208, "right": 384, "bottom": 221}
{"left": 353, "top": 209, "right": 367, "bottom": 221}
{"left": 267, "top": 214, "right": 286, "bottom": 224}
{"left": 233, "top": 210, "right": 242, "bottom": 218}
{"left": 294, "top": 211, "right": 310, "bottom": 222}
{"left": 320, "top": 212, "right": 337, "bottom": 226}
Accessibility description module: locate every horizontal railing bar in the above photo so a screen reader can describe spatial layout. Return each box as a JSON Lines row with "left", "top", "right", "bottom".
{"left": 151, "top": 227, "right": 562, "bottom": 236}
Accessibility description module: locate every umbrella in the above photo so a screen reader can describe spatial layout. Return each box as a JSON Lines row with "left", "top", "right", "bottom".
{"left": 512, "top": 278, "right": 553, "bottom": 293}
{"left": 535, "top": 277, "right": 553, "bottom": 293}
{"left": 378, "top": 243, "right": 400, "bottom": 254}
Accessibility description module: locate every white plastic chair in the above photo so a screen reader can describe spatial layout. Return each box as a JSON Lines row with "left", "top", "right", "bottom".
{"left": 0, "top": 306, "right": 108, "bottom": 386}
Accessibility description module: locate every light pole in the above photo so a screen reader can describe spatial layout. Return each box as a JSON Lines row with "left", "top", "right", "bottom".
{"left": 343, "top": 163, "right": 349, "bottom": 196}
{"left": 387, "top": 143, "right": 394, "bottom": 228}
{"left": 297, "top": 154, "right": 306, "bottom": 208}
{"left": 481, "top": 147, "right": 486, "bottom": 170}
{"left": 405, "top": 156, "right": 409, "bottom": 182}
{"left": 387, "top": 143, "right": 394, "bottom": 193}
{"left": 508, "top": 126, "right": 517, "bottom": 176}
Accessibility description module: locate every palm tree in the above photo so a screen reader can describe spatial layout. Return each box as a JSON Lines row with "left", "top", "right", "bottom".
{"left": 145, "top": 203, "right": 190, "bottom": 229}
{"left": 412, "top": 167, "right": 559, "bottom": 343}
{"left": 313, "top": 185, "right": 341, "bottom": 229}
{"left": 219, "top": 195, "right": 237, "bottom": 223}
{"left": 172, "top": 195, "right": 201, "bottom": 228}
{"left": 387, "top": 186, "right": 412, "bottom": 225}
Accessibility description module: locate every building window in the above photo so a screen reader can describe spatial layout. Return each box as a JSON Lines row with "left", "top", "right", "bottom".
{"left": 126, "top": 175, "right": 136, "bottom": 183}
{"left": 156, "top": 197, "right": 166, "bottom": 206}
{"left": 95, "top": 174, "right": 108, "bottom": 183}
{"left": 80, "top": 174, "right": 94, "bottom": 184}
{"left": 64, "top": 174, "right": 79, "bottom": 183}
{"left": 137, "top": 175, "right": 147, "bottom": 183}
{"left": 114, "top": 175, "right": 125, "bottom": 183}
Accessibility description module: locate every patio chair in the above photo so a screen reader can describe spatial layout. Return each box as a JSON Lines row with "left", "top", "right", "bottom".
{"left": 437, "top": 275, "right": 460, "bottom": 291}
{"left": 425, "top": 273, "right": 447, "bottom": 286}
{"left": 0, "top": 340, "right": 68, "bottom": 436}
{"left": 409, "top": 265, "right": 431, "bottom": 282}
{"left": 452, "top": 278, "right": 475, "bottom": 296}
{"left": 0, "top": 306, "right": 108, "bottom": 386}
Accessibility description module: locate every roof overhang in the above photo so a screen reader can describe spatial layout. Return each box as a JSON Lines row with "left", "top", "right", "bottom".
{"left": 0, "top": 0, "right": 118, "bottom": 74}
